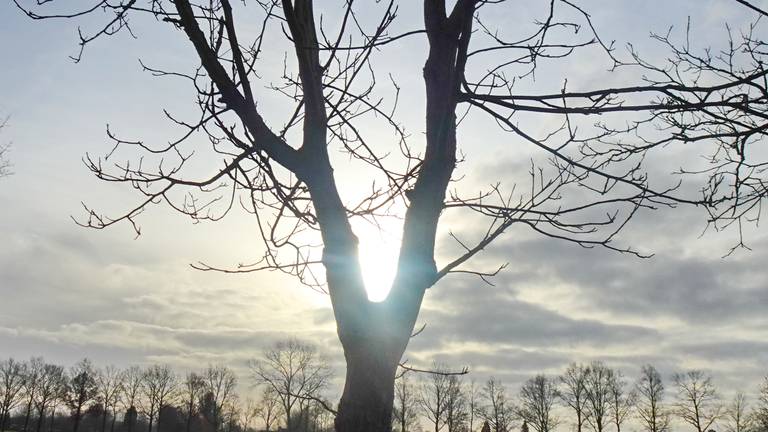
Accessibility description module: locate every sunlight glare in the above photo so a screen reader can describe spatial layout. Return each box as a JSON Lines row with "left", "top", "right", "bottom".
{"left": 351, "top": 217, "right": 402, "bottom": 302}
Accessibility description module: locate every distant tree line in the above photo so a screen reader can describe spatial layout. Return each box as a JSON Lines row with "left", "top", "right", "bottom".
{"left": 393, "top": 362, "right": 768, "bottom": 432}
{"left": 2, "top": 349, "right": 767, "bottom": 432}
{"left": 0, "top": 340, "right": 333, "bottom": 432}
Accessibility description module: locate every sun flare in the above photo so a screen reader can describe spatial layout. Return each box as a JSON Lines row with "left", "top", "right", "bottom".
{"left": 351, "top": 217, "right": 403, "bottom": 302}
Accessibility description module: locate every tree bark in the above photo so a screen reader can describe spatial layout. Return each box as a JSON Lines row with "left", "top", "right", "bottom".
{"left": 334, "top": 340, "right": 400, "bottom": 432}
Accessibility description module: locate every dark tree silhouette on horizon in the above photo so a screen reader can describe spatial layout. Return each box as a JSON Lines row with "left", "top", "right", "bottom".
{"left": 13, "top": 1, "right": 768, "bottom": 430}
{"left": 65, "top": 359, "right": 98, "bottom": 432}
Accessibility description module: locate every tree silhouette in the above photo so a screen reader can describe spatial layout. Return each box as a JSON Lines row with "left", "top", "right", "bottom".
{"left": 636, "top": 365, "right": 670, "bottom": 432}
{"left": 65, "top": 359, "right": 98, "bottom": 432}
{"left": 0, "top": 358, "right": 26, "bottom": 431}
{"left": 13, "top": 1, "right": 768, "bottom": 430}
{"left": 141, "top": 365, "right": 178, "bottom": 432}
{"left": 725, "top": 392, "right": 752, "bottom": 432}
{"left": 249, "top": 339, "right": 331, "bottom": 432}
{"left": 516, "top": 375, "right": 559, "bottom": 432}
{"left": 392, "top": 372, "right": 420, "bottom": 432}
{"left": 560, "top": 363, "right": 589, "bottom": 432}
{"left": 673, "top": 371, "right": 723, "bottom": 432}
{"left": 121, "top": 366, "right": 144, "bottom": 432}
{"left": 201, "top": 365, "right": 237, "bottom": 432}
{"left": 756, "top": 377, "right": 768, "bottom": 432}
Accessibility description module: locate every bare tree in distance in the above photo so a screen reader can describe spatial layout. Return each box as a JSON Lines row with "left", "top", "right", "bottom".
{"left": 444, "top": 375, "right": 468, "bottom": 432}
{"left": 202, "top": 365, "right": 238, "bottom": 432}
{"left": 0, "top": 357, "right": 26, "bottom": 431}
{"left": 478, "top": 377, "right": 515, "bottom": 432}
{"left": 121, "top": 366, "right": 143, "bottom": 432}
{"left": 636, "top": 365, "right": 670, "bottom": 432}
{"left": 584, "top": 362, "right": 613, "bottom": 432}
{"left": 141, "top": 365, "right": 178, "bottom": 432}
{"left": 21, "top": 358, "right": 43, "bottom": 432}
{"left": 181, "top": 372, "right": 204, "bottom": 432}
{"left": 13, "top": 0, "right": 768, "bottom": 429}
{"left": 725, "top": 393, "right": 752, "bottom": 432}
{"left": 419, "top": 364, "right": 451, "bottom": 432}
{"left": 467, "top": 379, "right": 480, "bottom": 432}
{"left": 607, "top": 371, "right": 635, "bottom": 432}
{"left": 220, "top": 394, "right": 241, "bottom": 432}
{"left": 392, "top": 371, "right": 420, "bottom": 432}
{"left": 34, "top": 363, "right": 66, "bottom": 432}
{"left": 250, "top": 339, "right": 331, "bottom": 432}
{"left": 560, "top": 364, "right": 589, "bottom": 432}
{"left": 94, "top": 365, "right": 124, "bottom": 432}
{"left": 64, "top": 359, "right": 98, "bottom": 432}
{"left": 516, "top": 375, "right": 560, "bottom": 432}
{"left": 756, "top": 377, "right": 768, "bottom": 432}
{"left": 240, "top": 398, "right": 258, "bottom": 432}
{"left": 673, "top": 370, "right": 723, "bottom": 432}
{"left": 254, "top": 386, "right": 281, "bottom": 432}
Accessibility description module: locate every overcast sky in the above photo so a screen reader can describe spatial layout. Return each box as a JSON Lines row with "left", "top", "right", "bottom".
{"left": 1, "top": 0, "right": 767, "bottom": 422}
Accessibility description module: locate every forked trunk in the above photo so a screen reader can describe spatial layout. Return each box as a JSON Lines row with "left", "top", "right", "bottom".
{"left": 334, "top": 343, "right": 400, "bottom": 432}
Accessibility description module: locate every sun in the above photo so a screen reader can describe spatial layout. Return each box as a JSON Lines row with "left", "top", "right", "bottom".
{"left": 351, "top": 217, "right": 403, "bottom": 302}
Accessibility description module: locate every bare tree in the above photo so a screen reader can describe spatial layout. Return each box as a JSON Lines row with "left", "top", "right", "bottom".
{"left": 95, "top": 366, "right": 124, "bottom": 432}
{"left": 478, "top": 378, "right": 515, "bottom": 432}
{"left": 561, "top": 364, "right": 589, "bottom": 432}
{"left": 444, "top": 375, "right": 468, "bottom": 432}
{"left": 34, "top": 363, "right": 65, "bottom": 432}
{"left": 21, "top": 358, "right": 43, "bottom": 432}
{"left": 121, "top": 366, "right": 143, "bottom": 432}
{"left": 65, "top": 359, "right": 98, "bottom": 432}
{"left": 241, "top": 398, "right": 258, "bottom": 432}
{"left": 584, "top": 362, "right": 614, "bottom": 432}
{"left": 202, "top": 365, "right": 238, "bottom": 432}
{"left": 673, "top": 370, "right": 723, "bottom": 432}
{"left": 254, "top": 386, "right": 281, "bottom": 432}
{"left": 419, "top": 366, "right": 451, "bottom": 432}
{"left": 636, "top": 365, "right": 670, "bottom": 432}
{"left": 468, "top": 380, "right": 480, "bottom": 432}
{"left": 0, "top": 358, "right": 26, "bottom": 431}
{"left": 250, "top": 339, "right": 330, "bottom": 432}
{"left": 14, "top": 1, "right": 768, "bottom": 430}
{"left": 393, "top": 372, "right": 420, "bottom": 432}
{"left": 181, "top": 372, "right": 204, "bottom": 432}
{"left": 221, "top": 395, "right": 241, "bottom": 432}
{"left": 607, "top": 372, "right": 635, "bottom": 432}
{"left": 517, "top": 375, "right": 560, "bottom": 432}
{"left": 725, "top": 393, "right": 752, "bottom": 432}
{"left": 756, "top": 377, "right": 768, "bottom": 432}
{"left": 141, "top": 365, "right": 178, "bottom": 432}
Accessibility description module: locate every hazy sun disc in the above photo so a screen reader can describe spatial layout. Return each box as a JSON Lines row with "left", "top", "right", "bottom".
{"left": 352, "top": 218, "right": 402, "bottom": 302}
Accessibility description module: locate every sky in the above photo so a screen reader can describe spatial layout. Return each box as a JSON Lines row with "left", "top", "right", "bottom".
{"left": 1, "top": 0, "right": 767, "bottom": 425}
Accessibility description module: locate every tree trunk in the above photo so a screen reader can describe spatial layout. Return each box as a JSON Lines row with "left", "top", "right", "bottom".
{"left": 334, "top": 345, "right": 399, "bottom": 432}
{"left": 48, "top": 408, "right": 56, "bottom": 432}
{"left": 23, "top": 401, "right": 33, "bottom": 432}
{"left": 35, "top": 407, "right": 45, "bottom": 432}
{"left": 110, "top": 409, "right": 117, "bottom": 432}
{"left": 72, "top": 407, "right": 82, "bottom": 432}
{"left": 185, "top": 407, "right": 192, "bottom": 432}
{"left": 101, "top": 409, "right": 108, "bottom": 432}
